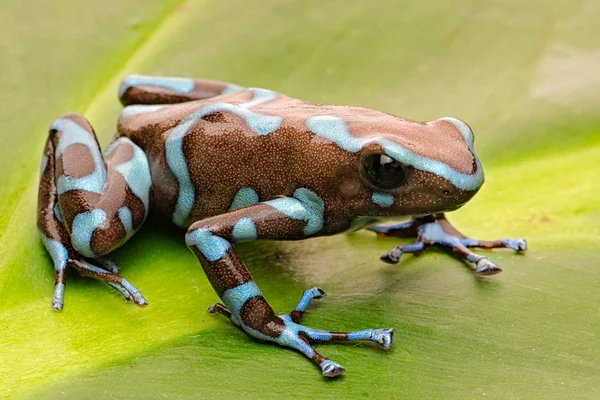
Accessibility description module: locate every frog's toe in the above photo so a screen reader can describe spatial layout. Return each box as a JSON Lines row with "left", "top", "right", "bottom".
{"left": 506, "top": 238, "right": 527, "bottom": 252}
{"left": 475, "top": 258, "right": 503, "bottom": 276}
{"left": 114, "top": 277, "right": 147, "bottom": 306}
{"left": 370, "top": 328, "right": 394, "bottom": 349}
{"left": 52, "top": 283, "right": 66, "bottom": 311}
{"left": 310, "top": 287, "right": 326, "bottom": 299}
{"left": 107, "top": 282, "right": 134, "bottom": 302}
{"left": 320, "top": 360, "right": 346, "bottom": 378}
{"left": 69, "top": 259, "right": 148, "bottom": 306}
{"left": 381, "top": 246, "right": 403, "bottom": 264}
{"left": 208, "top": 302, "right": 232, "bottom": 318}
{"left": 94, "top": 257, "right": 120, "bottom": 274}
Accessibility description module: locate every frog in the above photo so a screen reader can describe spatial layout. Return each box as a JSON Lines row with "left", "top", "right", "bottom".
{"left": 37, "top": 74, "right": 527, "bottom": 377}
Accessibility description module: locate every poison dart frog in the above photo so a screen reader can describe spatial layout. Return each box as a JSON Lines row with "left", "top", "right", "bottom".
{"left": 38, "top": 74, "right": 526, "bottom": 377}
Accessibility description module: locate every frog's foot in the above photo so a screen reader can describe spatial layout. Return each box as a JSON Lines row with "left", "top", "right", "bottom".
{"left": 69, "top": 259, "right": 148, "bottom": 306}
{"left": 368, "top": 213, "right": 527, "bottom": 276}
{"left": 208, "top": 287, "right": 393, "bottom": 378}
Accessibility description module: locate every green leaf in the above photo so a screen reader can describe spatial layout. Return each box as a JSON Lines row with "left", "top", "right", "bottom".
{"left": 2, "top": 0, "right": 599, "bottom": 398}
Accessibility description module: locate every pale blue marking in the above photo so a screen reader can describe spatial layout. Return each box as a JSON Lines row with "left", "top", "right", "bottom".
{"left": 51, "top": 118, "right": 107, "bottom": 195}
{"left": 167, "top": 89, "right": 283, "bottom": 225}
{"left": 166, "top": 117, "right": 198, "bottom": 226}
{"left": 118, "top": 207, "right": 133, "bottom": 237}
{"left": 57, "top": 174, "right": 104, "bottom": 196}
{"left": 121, "top": 104, "right": 165, "bottom": 117}
{"left": 265, "top": 188, "right": 325, "bottom": 236}
{"left": 421, "top": 222, "right": 461, "bottom": 246}
{"left": 39, "top": 232, "right": 68, "bottom": 271}
{"left": 111, "top": 138, "right": 152, "bottom": 212}
{"left": 53, "top": 283, "right": 65, "bottom": 307}
{"left": 347, "top": 330, "right": 372, "bottom": 341}
{"left": 229, "top": 187, "right": 259, "bottom": 211}
{"left": 232, "top": 217, "right": 257, "bottom": 242}
{"left": 185, "top": 228, "right": 231, "bottom": 261}
{"left": 284, "top": 320, "right": 332, "bottom": 341}
{"left": 222, "top": 281, "right": 262, "bottom": 316}
{"left": 118, "top": 74, "right": 195, "bottom": 98}
{"left": 277, "top": 326, "right": 315, "bottom": 357}
{"left": 40, "top": 154, "right": 48, "bottom": 176}
{"left": 293, "top": 187, "right": 326, "bottom": 213}
{"left": 306, "top": 115, "right": 484, "bottom": 191}
{"left": 372, "top": 192, "right": 395, "bottom": 207}
{"left": 220, "top": 84, "right": 245, "bottom": 95}
{"left": 71, "top": 209, "right": 107, "bottom": 257}
{"left": 294, "top": 287, "right": 322, "bottom": 312}
{"left": 53, "top": 203, "right": 64, "bottom": 224}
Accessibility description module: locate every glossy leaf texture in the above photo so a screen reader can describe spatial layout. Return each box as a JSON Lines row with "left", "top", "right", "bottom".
{"left": 1, "top": 0, "right": 599, "bottom": 398}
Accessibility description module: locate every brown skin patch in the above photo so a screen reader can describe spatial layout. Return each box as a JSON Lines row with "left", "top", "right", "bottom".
{"left": 189, "top": 248, "right": 253, "bottom": 296}
{"left": 58, "top": 190, "right": 101, "bottom": 230}
{"left": 90, "top": 214, "right": 127, "bottom": 255}
{"left": 60, "top": 143, "right": 96, "bottom": 179}
{"left": 240, "top": 296, "right": 286, "bottom": 338}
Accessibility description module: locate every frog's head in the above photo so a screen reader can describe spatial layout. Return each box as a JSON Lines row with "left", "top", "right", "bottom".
{"left": 308, "top": 113, "right": 484, "bottom": 216}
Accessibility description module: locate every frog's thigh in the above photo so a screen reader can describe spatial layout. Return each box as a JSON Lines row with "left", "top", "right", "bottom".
{"left": 119, "top": 74, "right": 245, "bottom": 106}
{"left": 50, "top": 113, "right": 151, "bottom": 258}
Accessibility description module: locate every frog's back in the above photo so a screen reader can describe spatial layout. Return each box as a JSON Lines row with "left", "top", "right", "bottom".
{"left": 116, "top": 89, "right": 347, "bottom": 226}
{"left": 117, "top": 88, "right": 476, "bottom": 227}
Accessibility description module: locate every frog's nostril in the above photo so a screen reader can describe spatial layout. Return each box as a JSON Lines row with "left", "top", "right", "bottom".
{"left": 443, "top": 189, "right": 452, "bottom": 197}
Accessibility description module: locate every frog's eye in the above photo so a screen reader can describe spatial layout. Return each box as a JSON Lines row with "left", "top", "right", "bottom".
{"left": 360, "top": 154, "right": 408, "bottom": 191}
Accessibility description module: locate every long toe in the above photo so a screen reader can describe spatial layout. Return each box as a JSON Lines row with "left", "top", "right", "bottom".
{"left": 131, "top": 291, "right": 148, "bottom": 306}
{"left": 107, "top": 282, "right": 134, "bottom": 302}
{"left": 311, "top": 287, "right": 326, "bottom": 299}
{"left": 381, "top": 250, "right": 402, "bottom": 264}
{"left": 372, "top": 328, "right": 394, "bottom": 349}
{"left": 507, "top": 238, "right": 527, "bottom": 252}
{"left": 320, "top": 360, "right": 346, "bottom": 378}
{"left": 475, "top": 258, "right": 503, "bottom": 276}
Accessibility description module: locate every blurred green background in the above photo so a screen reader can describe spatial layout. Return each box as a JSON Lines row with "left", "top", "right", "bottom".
{"left": 1, "top": 0, "right": 599, "bottom": 398}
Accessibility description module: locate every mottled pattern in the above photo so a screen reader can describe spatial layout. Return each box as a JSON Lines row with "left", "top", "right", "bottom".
{"left": 37, "top": 74, "right": 526, "bottom": 377}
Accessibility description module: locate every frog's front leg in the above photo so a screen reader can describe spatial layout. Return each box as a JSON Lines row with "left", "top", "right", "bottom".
{"left": 368, "top": 213, "right": 526, "bottom": 275}
{"left": 38, "top": 113, "right": 152, "bottom": 309}
{"left": 185, "top": 190, "right": 393, "bottom": 377}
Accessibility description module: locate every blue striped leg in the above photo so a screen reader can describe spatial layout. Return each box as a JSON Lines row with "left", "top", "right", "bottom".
{"left": 38, "top": 114, "right": 151, "bottom": 309}
{"left": 186, "top": 194, "right": 394, "bottom": 377}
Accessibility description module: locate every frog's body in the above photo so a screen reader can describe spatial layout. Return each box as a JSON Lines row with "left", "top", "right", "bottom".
{"left": 38, "top": 75, "right": 526, "bottom": 377}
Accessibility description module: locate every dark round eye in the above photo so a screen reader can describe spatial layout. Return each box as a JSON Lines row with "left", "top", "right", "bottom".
{"left": 361, "top": 154, "right": 408, "bottom": 190}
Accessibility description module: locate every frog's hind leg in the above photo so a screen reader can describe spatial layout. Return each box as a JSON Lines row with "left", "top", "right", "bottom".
{"left": 368, "top": 214, "right": 527, "bottom": 276}
{"left": 38, "top": 113, "right": 152, "bottom": 309}
{"left": 119, "top": 74, "right": 245, "bottom": 106}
